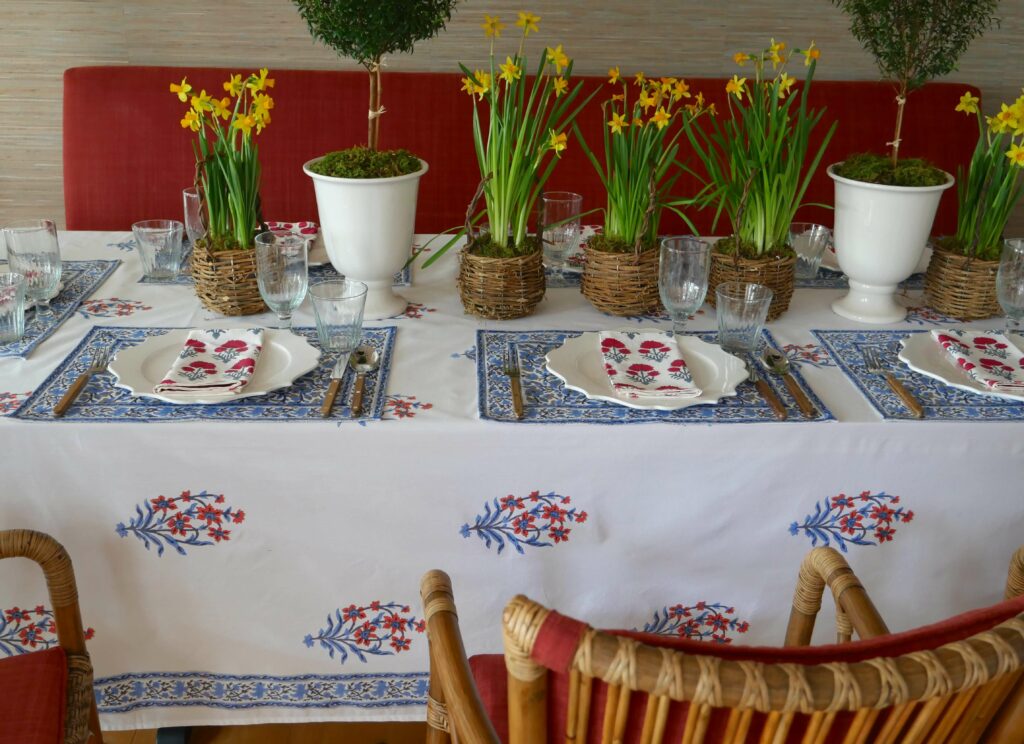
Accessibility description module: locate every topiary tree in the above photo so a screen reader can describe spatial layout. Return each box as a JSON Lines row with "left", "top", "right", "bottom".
{"left": 832, "top": 0, "right": 1000, "bottom": 166}
{"left": 292, "top": 0, "right": 459, "bottom": 151}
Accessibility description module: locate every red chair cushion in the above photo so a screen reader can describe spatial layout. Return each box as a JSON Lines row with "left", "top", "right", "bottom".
{"left": 470, "top": 593, "right": 1024, "bottom": 743}
{"left": 64, "top": 66, "right": 978, "bottom": 237}
{"left": 0, "top": 646, "right": 68, "bottom": 744}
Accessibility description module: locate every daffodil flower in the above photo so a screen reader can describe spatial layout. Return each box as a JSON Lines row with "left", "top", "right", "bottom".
{"left": 607, "top": 112, "right": 629, "bottom": 134}
{"left": 649, "top": 106, "right": 671, "bottom": 130}
{"left": 552, "top": 76, "right": 568, "bottom": 97}
{"left": 726, "top": 75, "right": 746, "bottom": 100}
{"left": 956, "top": 91, "right": 980, "bottom": 115}
{"left": 472, "top": 70, "right": 491, "bottom": 99}
{"left": 481, "top": 14, "right": 505, "bottom": 38}
{"left": 546, "top": 45, "right": 569, "bottom": 75}
{"left": 608, "top": 67, "right": 621, "bottom": 85}
{"left": 611, "top": 93, "right": 625, "bottom": 102}
{"left": 515, "top": 11, "right": 540, "bottom": 36}
{"left": 461, "top": 75, "right": 477, "bottom": 97}
{"left": 247, "top": 68, "right": 275, "bottom": 93}
{"left": 499, "top": 56, "right": 522, "bottom": 85}
{"left": 672, "top": 79, "right": 691, "bottom": 101}
{"left": 190, "top": 90, "right": 213, "bottom": 112}
{"left": 232, "top": 114, "right": 256, "bottom": 136}
{"left": 733, "top": 52, "right": 750, "bottom": 67}
{"left": 253, "top": 93, "right": 274, "bottom": 123}
{"left": 548, "top": 130, "right": 568, "bottom": 157}
{"left": 170, "top": 78, "right": 192, "bottom": 102}
{"left": 638, "top": 90, "right": 656, "bottom": 111}
{"left": 632, "top": 116, "right": 644, "bottom": 127}
{"left": 995, "top": 103, "right": 1020, "bottom": 133}
{"left": 1007, "top": 143, "right": 1024, "bottom": 167}
{"left": 777, "top": 73, "right": 796, "bottom": 99}
{"left": 180, "top": 109, "right": 201, "bottom": 131}
{"left": 634, "top": 72, "right": 646, "bottom": 86}
{"left": 212, "top": 97, "right": 232, "bottom": 120}
{"left": 223, "top": 75, "right": 243, "bottom": 97}
{"left": 800, "top": 41, "right": 821, "bottom": 67}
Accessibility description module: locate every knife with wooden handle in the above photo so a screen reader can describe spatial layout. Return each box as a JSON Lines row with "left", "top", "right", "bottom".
{"left": 748, "top": 364, "right": 787, "bottom": 421}
{"left": 884, "top": 373, "right": 925, "bottom": 419}
{"left": 509, "top": 372, "right": 524, "bottom": 420}
{"left": 780, "top": 373, "right": 817, "bottom": 418}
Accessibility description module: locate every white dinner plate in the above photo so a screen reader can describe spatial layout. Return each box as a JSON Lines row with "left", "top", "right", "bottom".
{"left": 109, "top": 329, "right": 322, "bottom": 405}
{"left": 898, "top": 331, "right": 1024, "bottom": 402}
{"left": 545, "top": 331, "right": 748, "bottom": 410}
{"left": 821, "top": 243, "right": 932, "bottom": 275}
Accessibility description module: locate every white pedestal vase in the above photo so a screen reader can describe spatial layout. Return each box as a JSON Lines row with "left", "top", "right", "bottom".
{"left": 828, "top": 164, "right": 953, "bottom": 324}
{"left": 303, "top": 159, "right": 428, "bottom": 320}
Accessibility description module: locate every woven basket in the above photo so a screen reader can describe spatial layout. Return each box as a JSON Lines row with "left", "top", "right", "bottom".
{"left": 708, "top": 247, "right": 795, "bottom": 322}
{"left": 924, "top": 245, "right": 1000, "bottom": 320}
{"left": 458, "top": 243, "right": 545, "bottom": 320}
{"left": 580, "top": 242, "right": 661, "bottom": 316}
{"left": 191, "top": 240, "right": 266, "bottom": 316}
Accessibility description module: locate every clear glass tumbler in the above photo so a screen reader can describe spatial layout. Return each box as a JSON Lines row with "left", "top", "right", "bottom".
{"left": 255, "top": 231, "right": 309, "bottom": 330}
{"left": 3, "top": 219, "right": 62, "bottom": 317}
{"left": 182, "top": 187, "right": 206, "bottom": 246}
{"left": 659, "top": 236, "right": 711, "bottom": 335}
{"left": 542, "top": 192, "right": 583, "bottom": 286}
{"left": 789, "top": 223, "right": 832, "bottom": 279}
{"left": 309, "top": 279, "right": 368, "bottom": 365}
{"left": 715, "top": 282, "right": 774, "bottom": 354}
{"left": 0, "top": 273, "right": 27, "bottom": 343}
{"left": 997, "top": 238, "right": 1024, "bottom": 333}
{"left": 132, "top": 219, "right": 184, "bottom": 280}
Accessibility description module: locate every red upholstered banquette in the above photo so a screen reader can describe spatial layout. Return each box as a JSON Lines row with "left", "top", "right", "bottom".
{"left": 63, "top": 66, "right": 979, "bottom": 236}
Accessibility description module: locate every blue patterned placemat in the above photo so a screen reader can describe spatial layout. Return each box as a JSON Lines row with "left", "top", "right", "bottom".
{"left": 13, "top": 325, "right": 396, "bottom": 422}
{"left": 545, "top": 268, "right": 582, "bottom": 288}
{"left": 140, "top": 261, "right": 411, "bottom": 287}
{"left": 477, "top": 329, "right": 833, "bottom": 424}
{"left": 796, "top": 269, "right": 925, "bottom": 290}
{"left": 813, "top": 329, "right": 1024, "bottom": 421}
{"left": 0, "top": 259, "right": 120, "bottom": 358}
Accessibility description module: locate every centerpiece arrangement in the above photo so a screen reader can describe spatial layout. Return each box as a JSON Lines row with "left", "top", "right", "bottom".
{"left": 828, "top": 0, "right": 999, "bottom": 323}
{"left": 575, "top": 70, "right": 712, "bottom": 316}
{"left": 926, "top": 89, "right": 1024, "bottom": 319}
{"left": 684, "top": 39, "right": 835, "bottom": 321}
{"left": 293, "top": 0, "right": 457, "bottom": 319}
{"left": 172, "top": 69, "right": 275, "bottom": 316}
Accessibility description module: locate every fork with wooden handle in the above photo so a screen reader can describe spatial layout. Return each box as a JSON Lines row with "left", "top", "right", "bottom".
{"left": 53, "top": 346, "right": 113, "bottom": 417}
{"left": 746, "top": 359, "right": 787, "bottom": 421}
{"left": 862, "top": 346, "right": 924, "bottom": 419}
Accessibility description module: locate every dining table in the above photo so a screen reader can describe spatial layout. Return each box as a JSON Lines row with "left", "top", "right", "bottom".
{"left": 1, "top": 230, "right": 1022, "bottom": 732}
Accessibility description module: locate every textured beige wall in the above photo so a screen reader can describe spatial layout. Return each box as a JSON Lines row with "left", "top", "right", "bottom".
{"left": 1, "top": 0, "right": 1021, "bottom": 232}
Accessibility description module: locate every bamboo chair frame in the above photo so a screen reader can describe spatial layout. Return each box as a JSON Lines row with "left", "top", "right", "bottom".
{"left": 421, "top": 547, "right": 1024, "bottom": 744}
{"left": 0, "top": 529, "right": 103, "bottom": 744}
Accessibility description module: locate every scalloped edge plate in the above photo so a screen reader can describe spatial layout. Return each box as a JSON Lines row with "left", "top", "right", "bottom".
{"left": 898, "top": 331, "right": 1024, "bottom": 402}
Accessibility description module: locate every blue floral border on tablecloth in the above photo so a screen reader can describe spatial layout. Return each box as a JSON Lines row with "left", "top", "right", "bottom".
{"left": 94, "top": 671, "right": 428, "bottom": 712}
{"left": 795, "top": 269, "right": 925, "bottom": 290}
{"left": 140, "top": 262, "right": 412, "bottom": 287}
{"left": 0, "top": 259, "right": 120, "bottom": 358}
{"left": 813, "top": 328, "right": 1024, "bottom": 421}
{"left": 476, "top": 328, "right": 833, "bottom": 424}
{"left": 13, "top": 325, "right": 396, "bottom": 422}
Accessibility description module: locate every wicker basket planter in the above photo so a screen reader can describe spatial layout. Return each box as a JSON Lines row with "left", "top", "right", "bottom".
{"left": 458, "top": 242, "right": 545, "bottom": 320}
{"left": 707, "top": 246, "right": 796, "bottom": 322}
{"left": 924, "top": 244, "right": 1000, "bottom": 320}
{"left": 191, "top": 240, "right": 266, "bottom": 316}
{"left": 580, "top": 241, "right": 660, "bottom": 316}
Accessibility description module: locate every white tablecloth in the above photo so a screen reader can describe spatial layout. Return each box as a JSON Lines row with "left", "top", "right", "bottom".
{"left": 1, "top": 232, "right": 1022, "bottom": 731}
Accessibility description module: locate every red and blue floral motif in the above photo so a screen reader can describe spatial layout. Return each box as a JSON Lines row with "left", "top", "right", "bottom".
{"left": 304, "top": 601, "right": 424, "bottom": 664}
{"left": 781, "top": 343, "right": 835, "bottom": 368}
{"left": 461, "top": 491, "right": 587, "bottom": 554}
{"left": 790, "top": 491, "right": 914, "bottom": 552}
{"left": 905, "top": 306, "right": 959, "bottom": 326}
{"left": 392, "top": 303, "right": 437, "bottom": 320}
{"left": 382, "top": 395, "right": 433, "bottom": 420}
{"left": 640, "top": 603, "right": 750, "bottom": 644}
{"left": 116, "top": 490, "right": 245, "bottom": 556}
{"left": 1, "top": 605, "right": 94, "bottom": 656}
{"left": 0, "top": 391, "right": 32, "bottom": 415}
{"left": 76, "top": 298, "right": 152, "bottom": 318}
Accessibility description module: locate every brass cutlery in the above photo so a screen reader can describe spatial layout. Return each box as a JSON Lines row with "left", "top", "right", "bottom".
{"left": 862, "top": 346, "right": 924, "bottom": 419}
{"left": 348, "top": 345, "right": 380, "bottom": 418}
{"left": 504, "top": 342, "right": 525, "bottom": 420}
{"left": 53, "top": 346, "right": 113, "bottom": 417}
{"left": 320, "top": 354, "right": 347, "bottom": 418}
{"left": 746, "top": 357, "right": 787, "bottom": 421}
{"left": 763, "top": 347, "right": 818, "bottom": 418}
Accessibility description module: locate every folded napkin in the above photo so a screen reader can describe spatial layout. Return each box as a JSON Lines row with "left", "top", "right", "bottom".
{"left": 266, "top": 220, "right": 318, "bottom": 239}
{"left": 599, "top": 331, "right": 702, "bottom": 399}
{"left": 155, "top": 329, "right": 265, "bottom": 398}
{"left": 932, "top": 329, "right": 1024, "bottom": 395}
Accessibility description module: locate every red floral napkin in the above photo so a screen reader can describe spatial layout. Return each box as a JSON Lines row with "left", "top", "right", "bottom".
{"left": 266, "top": 220, "right": 318, "bottom": 239}
{"left": 932, "top": 329, "right": 1024, "bottom": 395}
{"left": 155, "top": 329, "right": 265, "bottom": 398}
{"left": 599, "top": 330, "right": 702, "bottom": 399}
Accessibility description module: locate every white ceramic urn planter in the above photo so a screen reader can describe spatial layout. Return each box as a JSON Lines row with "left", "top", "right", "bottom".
{"left": 303, "top": 158, "right": 428, "bottom": 320}
{"left": 828, "top": 164, "right": 953, "bottom": 324}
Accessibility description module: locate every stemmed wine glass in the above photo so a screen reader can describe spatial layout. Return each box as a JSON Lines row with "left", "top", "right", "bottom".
{"left": 541, "top": 192, "right": 583, "bottom": 286}
{"left": 255, "top": 232, "right": 309, "bottom": 330}
{"left": 997, "top": 238, "right": 1024, "bottom": 333}
{"left": 3, "top": 219, "right": 62, "bottom": 318}
{"left": 659, "top": 236, "right": 711, "bottom": 336}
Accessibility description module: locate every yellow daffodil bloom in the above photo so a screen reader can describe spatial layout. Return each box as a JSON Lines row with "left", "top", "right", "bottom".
{"left": 472, "top": 70, "right": 492, "bottom": 99}
{"left": 548, "top": 130, "right": 567, "bottom": 157}
{"left": 170, "top": 78, "right": 192, "bottom": 102}
{"left": 180, "top": 109, "right": 201, "bottom": 131}
{"left": 247, "top": 68, "right": 275, "bottom": 93}
{"left": 650, "top": 106, "right": 671, "bottom": 130}
{"left": 232, "top": 114, "right": 256, "bottom": 136}
{"left": 253, "top": 93, "right": 274, "bottom": 123}
{"left": 726, "top": 75, "right": 746, "bottom": 100}
{"left": 768, "top": 39, "right": 787, "bottom": 69}
{"left": 695, "top": 92, "right": 706, "bottom": 107}
{"left": 190, "top": 90, "right": 213, "bottom": 112}
{"left": 212, "top": 97, "right": 231, "bottom": 120}
{"left": 955, "top": 91, "right": 980, "bottom": 115}
{"left": 608, "top": 112, "right": 629, "bottom": 134}
{"left": 672, "top": 79, "right": 691, "bottom": 101}
{"left": 733, "top": 52, "right": 750, "bottom": 66}
{"left": 638, "top": 90, "right": 656, "bottom": 111}
{"left": 611, "top": 92, "right": 625, "bottom": 102}
{"left": 777, "top": 73, "right": 796, "bottom": 99}
{"left": 769, "top": 38, "right": 786, "bottom": 54}
{"left": 995, "top": 103, "right": 1020, "bottom": 133}
{"left": 608, "top": 66, "right": 621, "bottom": 85}
{"left": 515, "top": 11, "right": 540, "bottom": 35}
{"left": 546, "top": 45, "right": 569, "bottom": 74}
{"left": 552, "top": 76, "right": 568, "bottom": 97}
{"left": 708, "top": 103, "right": 718, "bottom": 116}
{"left": 223, "top": 74, "right": 243, "bottom": 97}
{"left": 255, "top": 111, "right": 271, "bottom": 133}
{"left": 461, "top": 75, "right": 477, "bottom": 97}
{"left": 1007, "top": 143, "right": 1024, "bottom": 167}
{"left": 482, "top": 14, "right": 505, "bottom": 38}
{"left": 499, "top": 56, "right": 522, "bottom": 84}
{"left": 632, "top": 116, "right": 644, "bottom": 126}
{"left": 801, "top": 41, "right": 821, "bottom": 66}
{"left": 634, "top": 71, "right": 646, "bottom": 86}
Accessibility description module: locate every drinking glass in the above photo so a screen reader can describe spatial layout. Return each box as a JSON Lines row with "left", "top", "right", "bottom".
{"left": 182, "top": 187, "right": 206, "bottom": 246}
{"left": 3, "top": 219, "right": 62, "bottom": 317}
{"left": 789, "top": 222, "right": 832, "bottom": 279}
{"left": 997, "top": 238, "right": 1024, "bottom": 332}
{"left": 716, "top": 282, "right": 774, "bottom": 354}
{"left": 659, "top": 236, "right": 711, "bottom": 335}
{"left": 0, "top": 273, "right": 27, "bottom": 343}
{"left": 132, "top": 219, "right": 184, "bottom": 280}
{"left": 542, "top": 192, "right": 583, "bottom": 286}
{"left": 309, "top": 279, "right": 368, "bottom": 367}
{"left": 255, "top": 231, "right": 309, "bottom": 330}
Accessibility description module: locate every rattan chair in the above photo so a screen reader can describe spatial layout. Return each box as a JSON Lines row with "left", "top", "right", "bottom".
{"left": 0, "top": 529, "right": 103, "bottom": 743}
{"left": 420, "top": 547, "right": 1024, "bottom": 744}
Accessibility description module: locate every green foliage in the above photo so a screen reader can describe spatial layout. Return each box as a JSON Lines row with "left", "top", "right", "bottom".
{"left": 832, "top": 0, "right": 999, "bottom": 92}
{"left": 834, "top": 153, "right": 949, "bottom": 186}
{"left": 291, "top": 0, "right": 458, "bottom": 68}
{"left": 468, "top": 234, "right": 540, "bottom": 259}
{"left": 586, "top": 234, "right": 657, "bottom": 255}
{"left": 309, "top": 147, "right": 422, "bottom": 178}
{"left": 714, "top": 235, "right": 795, "bottom": 261}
